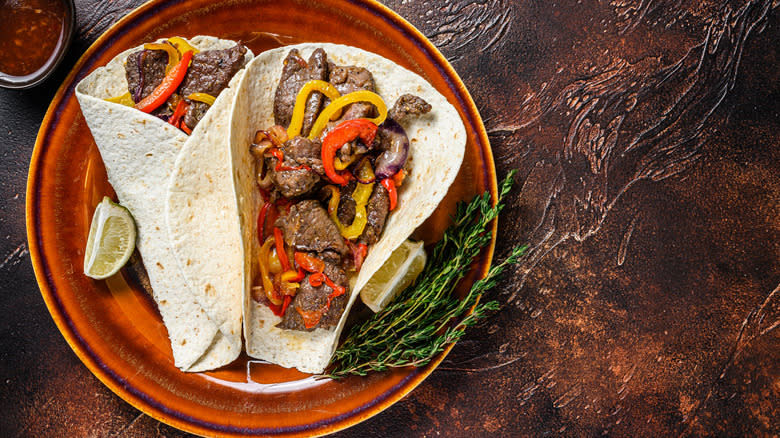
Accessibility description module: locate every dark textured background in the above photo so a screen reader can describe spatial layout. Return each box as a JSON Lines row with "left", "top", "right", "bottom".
{"left": 2, "top": 0, "right": 778, "bottom": 436}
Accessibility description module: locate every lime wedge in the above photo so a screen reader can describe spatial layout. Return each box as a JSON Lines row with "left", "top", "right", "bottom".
{"left": 83, "top": 196, "right": 137, "bottom": 280}
{"left": 360, "top": 240, "right": 426, "bottom": 313}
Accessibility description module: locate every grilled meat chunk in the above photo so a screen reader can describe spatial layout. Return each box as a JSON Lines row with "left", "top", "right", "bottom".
{"left": 275, "top": 200, "right": 347, "bottom": 256}
{"left": 359, "top": 182, "right": 390, "bottom": 246}
{"left": 125, "top": 49, "right": 168, "bottom": 104}
{"left": 276, "top": 261, "right": 348, "bottom": 331}
{"left": 389, "top": 94, "right": 431, "bottom": 123}
{"left": 266, "top": 136, "right": 324, "bottom": 198}
{"left": 179, "top": 44, "right": 248, "bottom": 129}
{"left": 328, "top": 62, "right": 377, "bottom": 121}
{"left": 274, "top": 48, "right": 328, "bottom": 136}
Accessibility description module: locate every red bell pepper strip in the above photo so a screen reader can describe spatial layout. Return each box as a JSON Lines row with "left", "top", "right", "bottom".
{"left": 381, "top": 178, "right": 398, "bottom": 211}
{"left": 308, "top": 272, "right": 346, "bottom": 297}
{"left": 294, "top": 251, "right": 325, "bottom": 273}
{"left": 179, "top": 121, "right": 192, "bottom": 135}
{"left": 308, "top": 272, "right": 324, "bottom": 287}
{"left": 273, "top": 227, "right": 291, "bottom": 272}
{"left": 298, "top": 272, "right": 346, "bottom": 328}
{"left": 321, "top": 119, "right": 378, "bottom": 185}
{"left": 269, "top": 148, "right": 311, "bottom": 172}
{"left": 169, "top": 99, "right": 189, "bottom": 128}
{"left": 257, "top": 203, "right": 272, "bottom": 242}
{"left": 346, "top": 240, "right": 368, "bottom": 271}
{"left": 258, "top": 187, "right": 272, "bottom": 203}
{"left": 135, "top": 50, "right": 193, "bottom": 113}
{"left": 268, "top": 295, "right": 292, "bottom": 317}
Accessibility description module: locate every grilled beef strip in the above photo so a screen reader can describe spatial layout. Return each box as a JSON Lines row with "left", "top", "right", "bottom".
{"left": 275, "top": 200, "right": 347, "bottom": 256}
{"left": 336, "top": 179, "right": 358, "bottom": 225}
{"left": 266, "top": 136, "right": 324, "bottom": 198}
{"left": 125, "top": 49, "right": 168, "bottom": 103}
{"left": 125, "top": 49, "right": 174, "bottom": 119}
{"left": 179, "top": 44, "right": 248, "bottom": 129}
{"left": 359, "top": 182, "right": 390, "bottom": 246}
{"left": 334, "top": 179, "right": 390, "bottom": 246}
{"left": 276, "top": 260, "right": 349, "bottom": 331}
{"left": 125, "top": 44, "right": 248, "bottom": 127}
{"left": 273, "top": 48, "right": 328, "bottom": 137}
{"left": 327, "top": 62, "right": 377, "bottom": 121}
{"left": 389, "top": 93, "right": 432, "bottom": 123}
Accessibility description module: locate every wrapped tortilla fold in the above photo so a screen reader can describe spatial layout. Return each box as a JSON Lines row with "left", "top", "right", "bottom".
{"left": 76, "top": 36, "right": 253, "bottom": 372}
{"left": 219, "top": 44, "right": 465, "bottom": 373}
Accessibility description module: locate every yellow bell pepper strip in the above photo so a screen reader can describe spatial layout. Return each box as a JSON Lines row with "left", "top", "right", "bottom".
{"left": 281, "top": 268, "right": 305, "bottom": 283}
{"left": 268, "top": 248, "right": 283, "bottom": 274}
{"left": 308, "top": 90, "right": 388, "bottom": 140}
{"left": 168, "top": 99, "right": 189, "bottom": 129}
{"left": 326, "top": 185, "right": 362, "bottom": 239}
{"left": 321, "top": 119, "right": 378, "bottom": 185}
{"left": 187, "top": 92, "right": 216, "bottom": 106}
{"left": 324, "top": 159, "right": 375, "bottom": 239}
{"left": 326, "top": 185, "right": 340, "bottom": 215}
{"left": 167, "top": 37, "right": 200, "bottom": 56}
{"left": 258, "top": 236, "right": 281, "bottom": 305}
{"left": 105, "top": 92, "right": 134, "bottom": 106}
{"left": 273, "top": 227, "right": 291, "bottom": 272}
{"left": 334, "top": 153, "right": 360, "bottom": 171}
{"left": 381, "top": 178, "right": 398, "bottom": 211}
{"left": 143, "top": 41, "right": 180, "bottom": 73}
{"left": 287, "top": 80, "right": 341, "bottom": 139}
{"left": 135, "top": 50, "right": 193, "bottom": 113}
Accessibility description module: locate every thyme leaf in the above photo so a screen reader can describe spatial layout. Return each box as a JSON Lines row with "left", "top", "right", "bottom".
{"left": 327, "top": 171, "right": 526, "bottom": 378}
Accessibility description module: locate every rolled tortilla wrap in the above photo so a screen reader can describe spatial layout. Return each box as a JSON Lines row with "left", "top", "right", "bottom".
{"left": 76, "top": 36, "right": 252, "bottom": 371}
{"left": 229, "top": 44, "right": 465, "bottom": 373}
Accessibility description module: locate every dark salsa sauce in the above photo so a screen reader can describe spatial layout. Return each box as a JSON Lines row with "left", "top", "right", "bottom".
{"left": 0, "top": 0, "right": 68, "bottom": 77}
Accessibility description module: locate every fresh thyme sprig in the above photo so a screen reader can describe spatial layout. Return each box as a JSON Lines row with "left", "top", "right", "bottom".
{"left": 327, "top": 171, "right": 527, "bottom": 378}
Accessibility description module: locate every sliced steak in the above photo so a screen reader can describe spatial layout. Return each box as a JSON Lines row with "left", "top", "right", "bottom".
{"left": 125, "top": 49, "right": 168, "bottom": 103}
{"left": 274, "top": 48, "right": 328, "bottom": 136}
{"left": 179, "top": 44, "right": 248, "bottom": 129}
{"left": 275, "top": 200, "right": 347, "bottom": 255}
{"left": 359, "top": 182, "right": 390, "bottom": 246}
{"left": 284, "top": 136, "right": 325, "bottom": 174}
{"left": 276, "top": 261, "right": 348, "bottom": 331}
{"left": 328, "top": 62, "right": 377, "bottom": 121}
{"left": 389, "top": 94, "right": 431, "bottom": 123}
{"left": 266, "top": 136, "right": 323, "bottom": 198}
{"left": 336, "top": 180, "right": 389, "bottom": 246}
{"left": 336, "top": 180, "right": 357, "bottom": 226}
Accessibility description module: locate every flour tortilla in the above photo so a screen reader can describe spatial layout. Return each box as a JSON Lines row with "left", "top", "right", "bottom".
{"left": 76, "top": 36, "right": 252, "bottom": 371}
{"left": 231, "top": 44, "right": 466, "bottom": 373}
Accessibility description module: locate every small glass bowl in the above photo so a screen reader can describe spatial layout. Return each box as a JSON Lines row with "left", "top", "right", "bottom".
{"left": 0, "top": 0, "right": 76, "bottom": 89}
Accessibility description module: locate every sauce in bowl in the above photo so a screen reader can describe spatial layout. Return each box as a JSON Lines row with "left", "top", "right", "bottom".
{"left": 0, "top": 0, "right": 74, "bottom": 89}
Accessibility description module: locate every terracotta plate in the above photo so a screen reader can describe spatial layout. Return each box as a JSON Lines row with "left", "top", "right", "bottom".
{"left": 26, "top": 0, "right": 497, "bottom": 435}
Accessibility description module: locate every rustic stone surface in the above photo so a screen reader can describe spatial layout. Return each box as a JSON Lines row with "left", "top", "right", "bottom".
{"left": 1, "top": 0, "right": 777, "bottom": 436}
